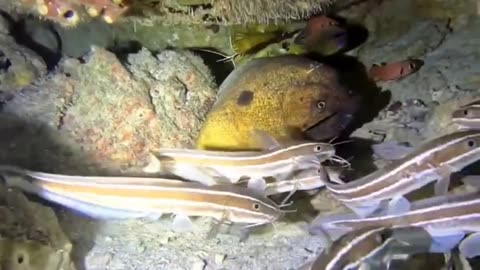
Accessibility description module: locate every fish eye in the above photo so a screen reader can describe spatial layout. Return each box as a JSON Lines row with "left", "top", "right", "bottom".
{"left": 464, "top": 110, "right": 469, "bottom": 116}
{"left": 252, "top": 203, "right": 260, "bottom": 210}
{"left": 316, "top": 101, "right": 326, "bottom": 110}
{"left": 315, "top": 145, "right": 322, "bottom": 152}
{"left": 63, "top": 10, "right": 75, "bottom": 19}
{"left": 409, "top": 63, "right": 415, "bottom": 69}
{"left": 467, "top": 140, "right": 476, "bottom": 148}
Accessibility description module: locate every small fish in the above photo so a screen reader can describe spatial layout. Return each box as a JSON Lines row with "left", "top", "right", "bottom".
{"left": 294, "top": 15, "right": 340, "bottom": 46}
{"left": 293, "top": 16, "right": 347, "bottom": 55}
{"left": 303, "top": 226, "right": 431, "bottom": 270}
{"left": 146, "top": 131, "right": 336, "bottom": 188}
{"left": 368, "top": 59, "right": 424, "bottom": 82}
{"left": 310, "top": 189, "right": 480, "bottom": 259}
{"left": 231, "top": 31, "right": 281, "bottom": 56}
{"left": 229, "top": 23, "right": 304, "bottom": 57}
{"left": 451, "top": 100, "right": 480, "bottom": 130}
{"left": 320, "top": 129, "right": 480, "bottom": 218}
{"left": 0, "top": 165, "right": 284, "bottom": 231}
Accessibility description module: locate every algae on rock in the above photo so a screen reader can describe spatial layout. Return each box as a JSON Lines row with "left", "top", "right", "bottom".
{"left": 0, "top": 186, "right": 75, "bottom": 270}
{"left": 0, "top": 46, "right": 217, "bottom": 175}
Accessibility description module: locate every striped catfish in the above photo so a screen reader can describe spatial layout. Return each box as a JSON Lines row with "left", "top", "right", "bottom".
{"left": 320, "top": 129, "right": 480, "bottom": 217}
{"left": 310, "top": 190, "right": 480, "bottom": 259}
{"left": 0, "top": 165, "right": 284, "bottom": 231}
{"left": 300, "top": 226, "right": 432, "bottom": 270}
{"left": 145, "top": 131, "right": 336, "bottom": 187}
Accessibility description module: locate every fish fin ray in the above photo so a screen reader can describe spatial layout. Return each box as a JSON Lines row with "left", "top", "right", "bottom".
{"left": 387, "top": 195, "right": 411, "bottom": 215}
{"left": 459, "top": 232, "right": 480, "bottom": 259}
{"left": 434, "top": 167, "right": 452, "bottom": 196}
{"left": 142, "top": 152, "right": 162, "bottom": 173}
{"left": 425, "top": 228, "right": 465, "bottom": 253}
{"left": 172, "top": 213, "right": 194, "bottom": 232}
{"left": 251, "top": 129, "right": 282, "bottom": 151}
{"left": 247, "top": 177, "right": 267, "bottom": 193}
{"left": 348, "top": 201, "right": 381, "bottom": 218}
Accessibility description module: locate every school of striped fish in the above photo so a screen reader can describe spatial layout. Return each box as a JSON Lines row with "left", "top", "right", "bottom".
{"left": 0, "top": 15, "right": 478, "bottom": 269}
{"left": 1, "top": 99, "right": 480, "bottom": 269}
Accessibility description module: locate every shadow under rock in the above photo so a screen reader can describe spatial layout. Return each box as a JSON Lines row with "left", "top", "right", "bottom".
{"left": 191, "top": 47, "right": 235, "bottom": 86}
{"left": 330, "top": 136, "right": 380, "bottom": 181}
{"left": 0, "top": 114, "right": 100, "bottom": 270}
{"left": 9, "top": 15, "right": 63, "bottom": 71}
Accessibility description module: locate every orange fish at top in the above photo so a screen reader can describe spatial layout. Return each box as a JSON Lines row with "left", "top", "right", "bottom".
{"left": 368, "top": 59, "right": 424, "bottom": 82}
{"left": 294, "top": 15, "right": 342, "bottom": 45}
{"left": 293, "top": 15, "right": 348, "bottom": 55}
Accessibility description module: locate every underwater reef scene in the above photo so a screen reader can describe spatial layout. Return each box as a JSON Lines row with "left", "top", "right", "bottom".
{"left": 1, "top": 0, "right": 480, "bottom": 269}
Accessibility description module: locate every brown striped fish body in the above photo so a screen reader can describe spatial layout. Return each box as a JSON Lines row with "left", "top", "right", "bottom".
{"left": 310, "top": 190, "right": 480, "bottom": 256}
{"left": 148, "top": 141, "right": 335, "bottom": 186}
{"left": 322, "top": 129, "right": 480, "bottom": 217}
{"left": 451, "top": 100, "right": 480, "bottom": 130}
{"left": 311, "top": 227, "right": 391, "bottom": 270}
{"left": 0, "top": 165, "right": 283, "bottom": 226}
{"left": 307, "top": 226, "right": 428, "bottom": 270}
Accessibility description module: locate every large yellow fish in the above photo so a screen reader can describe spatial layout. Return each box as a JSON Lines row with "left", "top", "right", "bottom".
{"left": 197, "top": 55, "right": 361, "bottom": 151}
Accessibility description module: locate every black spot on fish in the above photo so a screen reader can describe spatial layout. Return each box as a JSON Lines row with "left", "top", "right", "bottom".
{"left": 237, "top": 90, "right": 254, "bottom": 106}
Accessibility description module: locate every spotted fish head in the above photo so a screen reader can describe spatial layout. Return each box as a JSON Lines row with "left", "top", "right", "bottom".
{"left": 283, "top": 71, "right": 361, "bottom": 137}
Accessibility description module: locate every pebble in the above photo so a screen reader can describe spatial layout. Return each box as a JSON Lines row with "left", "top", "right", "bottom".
{"left": 214, "top": 253, "right": 226, "bottom": 265}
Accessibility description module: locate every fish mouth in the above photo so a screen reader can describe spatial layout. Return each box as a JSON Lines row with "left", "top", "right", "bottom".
{"left": 305, "top": 112, "right": 354, "bottom": 140}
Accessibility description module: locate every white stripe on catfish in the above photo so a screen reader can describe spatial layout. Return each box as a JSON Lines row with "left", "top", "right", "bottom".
{"left": 307, "top": 226, "right": 431, "bottom": 270}
{"left": 321, "top": 129, "right": 480, "bottom": 217}
{"left": 310, "top": 190, "right": 480, "bottom": 257}
{"left": 145, "top": 132, "right": 336, "bottom": 186}
{"left": 0, "top": 165, "right": 284, "bottom": 229}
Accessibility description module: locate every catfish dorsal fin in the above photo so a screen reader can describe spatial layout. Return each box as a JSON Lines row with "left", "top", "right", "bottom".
{"left": 251, "top": 127, "right": 310, "bottom": 151}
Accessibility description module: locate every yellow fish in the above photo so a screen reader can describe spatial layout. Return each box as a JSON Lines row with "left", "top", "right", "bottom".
{"left": 197, "top": 55, "right": 361, "bottom": 151}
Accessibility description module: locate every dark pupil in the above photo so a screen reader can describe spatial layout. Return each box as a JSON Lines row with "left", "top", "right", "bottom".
{"left": 464, "top": 110, "right": 469, "bottom": 116}
{"left": 409, "top": 63, "right": 415, "bottom": 69}
{"left": 468, "top": 140, "right": 475, "bottom": 147}
{"left": 316, "top": 146, "right": 322, "bottom": 151}
{"left": 17, "top": 254, "right": 24, "bottom": 264}
{"left": 253, "top": 203, "right": 260, "bottom": 210}
{"left": 317, "top": 101, "right": 325, "bottom": 109}
{"left": 63, "top": 10, "right": 75, "bottom": 18}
